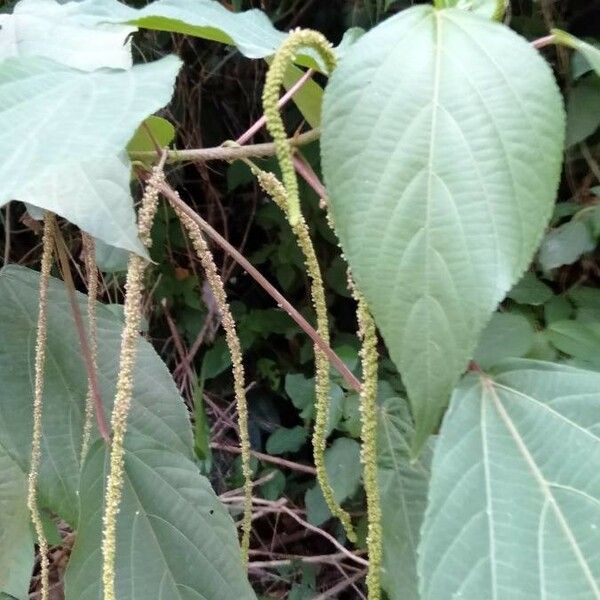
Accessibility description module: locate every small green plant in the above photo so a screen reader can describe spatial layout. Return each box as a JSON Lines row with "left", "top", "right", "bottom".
{"left": 1, "top": 0, "right": 600, "bottom": 599}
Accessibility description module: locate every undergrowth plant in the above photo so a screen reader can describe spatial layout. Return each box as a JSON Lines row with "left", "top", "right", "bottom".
{"left": 1, "top": 0, "right": 600, "bottom": 599}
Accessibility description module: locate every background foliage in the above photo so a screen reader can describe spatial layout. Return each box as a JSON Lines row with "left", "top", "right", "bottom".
{"left": 1, "top": 0, "right": 600, "bottom": 598}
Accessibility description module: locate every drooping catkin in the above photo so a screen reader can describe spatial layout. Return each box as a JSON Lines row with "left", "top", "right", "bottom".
{"left": 80, "top": 233, "right": 99, "bottom": 463}
{"left": 251, "top": 165, "right": 356, "bottom": 541}
{"left": 28, "top": 211, "right": 55, "bottom": 600}
{"left": 101, "top": 167, "right": 164, "bottom": 600}
{"left": 262, "top": 29, "right": 336, "bottom": 226}
{"left": 349, "top": 276, "right": 382, "bottom": 600}
{"left": 169, "top": 192, "right": 253, "bottom": 565}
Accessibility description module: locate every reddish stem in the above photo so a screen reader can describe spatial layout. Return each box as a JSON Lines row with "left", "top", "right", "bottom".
{"left": 532, "top": 34, "right": 556, "bottom": 49}
{"left": 53, "top": 226, "right": 110, "bottom": 443}
{"left": 236, "top": 68, "right": 315, "bottom": 145}
{"left": 158, "top": 181, "right": 363, "bottom": 394}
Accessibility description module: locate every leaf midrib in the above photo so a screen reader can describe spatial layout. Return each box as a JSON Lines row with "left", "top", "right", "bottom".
{"left": 486, "top": 380, "right": 600, "bottom": 598}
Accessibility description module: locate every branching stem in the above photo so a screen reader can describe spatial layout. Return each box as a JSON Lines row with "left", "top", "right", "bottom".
{"left": 129, "top": 129, "right": 319, "bottom": 165}
{"left": 155, "top": 181, "right": 362, "bottom": 394}
{"left": 52, "top": 227, "right": 109, "bottom": 445}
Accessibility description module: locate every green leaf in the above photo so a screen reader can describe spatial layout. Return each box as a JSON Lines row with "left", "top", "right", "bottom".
{"left": 0, "top": 447, "right": 33, "bottom": 600}
{"left": 553, "top": 29, "right": 600, "bottom": 78}
{"left": 93, "top": 237, "right": 130, "bottom": 273}
{"left": 65, "top": 442, "right": 256, "bottom": 600}
{"left": 538, "top": 220, "right": 596, "bottom": 272}
{"left": 378, "top": 396, "right": 431, "bottom": 600}
{"left": 0, "top": 55, "right": 181, "bottom": 255}
{"left": 126, "top": 115, "right": 176, "bottom": 162}
{"left": 266, "top": 425, "right": 307, "bottom": 455}
{"left": 193, "top": 380, "right": 211, "bottom": 462}
{"left": 285, "top": 373, "right": 315, "bottom": 420}
{"left": 473, "top": 312, "right": 535, "bottom": 369}
{"left": 569, "top": 286, "right": 600, "bottom": 306}
{"left": 544, "top": 295, "right": 573, "bottom": 324}
{"left": 98, "top": 0, "right": 356, "bottom": 72}
{"left": 0, "top": 265, "right": 193, "bottom": 523}
{"left": 547, "top": 319, "right": 600, "bottom": 359}
{"left": 526, "top": 330, "right": 558, "bottom": 362}
{"left": 0, "top": 265, "right": 255, "bottom": 599}
{"left": 259, "top": 468, "right": 285, "bottom": 501}
{"left": 305, "top": 437, "right": 361, "bottom": 526}
{"left": 321, "top": 5, "right": 564, "bottom": 451}
{"left": 0, "top": 0, "right": 135, "bottom": 70}
{"left": 419, "top": 360, "right": 600, "bottom": 599}
{"left": 566, "top": 76, "right": 600, "bottom": 147}
{"left": 201, "top": 337, "right": 233, "bottom": 380}
{"left": 102, "top": 0, "right": 288, "bottom": 60}
{"left": 275, "top": 63, "right": 323, "bottom": 128}
{"left": 507, "top": 271, "right": 553, "bottom": 305}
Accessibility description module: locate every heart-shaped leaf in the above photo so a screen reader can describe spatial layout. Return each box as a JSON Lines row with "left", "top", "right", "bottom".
{"left": 0, "top": 265, "right": 192, "bottom": 522}
{"left": 0, "top": 265, "right": 255, "bottom": 599}
{"left": 321, "top": 5, "right": 565, "bottom": 451}
{"left": 418, "top": 360, "right": 600, "bottom": 599}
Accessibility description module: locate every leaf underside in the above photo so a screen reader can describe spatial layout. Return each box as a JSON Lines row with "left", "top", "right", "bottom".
{"left": 0, "top": 266, "right": 255, "bottom": 600}
{"left": 419, "top": 360, "right": 600, "bottom": 599}
{"left": 321, "top": 5, "right": 565, "bottom": 451}
{"left": 0, "top": 55, "right": 181, "bottom": 255}
{"left": 378, "top": 396, "right": 431, "bottom": 600}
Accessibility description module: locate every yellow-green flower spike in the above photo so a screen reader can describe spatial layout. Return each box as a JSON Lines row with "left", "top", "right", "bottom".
{"left": 80, "top": 233, "right": 99, "bottom": 464}
{"left": 349, "top": 275, "right": 382, "bottom": 600}
{"left": 101, "top": 167, "right": 164, "bottom": 600}
{"left": 169, "top": 191, "right": 253, "bottom": 565}
{"left": 250, "top": 164, "right": 356, "bottom": 541}
{"left": 262, "top": 29, "right": 336, "bottom": 227}
{"left": 27, "top": 211, "right": 55, "bottom": 600}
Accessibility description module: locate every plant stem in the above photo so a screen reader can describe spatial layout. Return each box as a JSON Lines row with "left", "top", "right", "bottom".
{"left": 157, "top": 181, "right": 362, "bottom": 394}
{"left": 236, "top": 68, "right": 315, "bottom": 145}
{"left": 211, "top": 442, "right": 317, "bottom": 475}
{"left": 53, "top": 225, "right": 110, "bottom": 444}
{"left": 532, "top": 34, "right": 556, "bottom": 49}
{"left": 130, "top": 129, "right": 320, "bottom": 164}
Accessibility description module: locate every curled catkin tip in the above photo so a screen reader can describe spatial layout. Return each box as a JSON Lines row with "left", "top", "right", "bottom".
{"left": 101, "top": 166, "right": 164, "bottom": 600}
{"left": 168, "top": 189, "right": 253, "bottom": 566}
{"left": 262, "top": 29, "right": 336, "bottom": 226}
{"left": 28, "top": 211, "right": 55, "bottom": 600}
